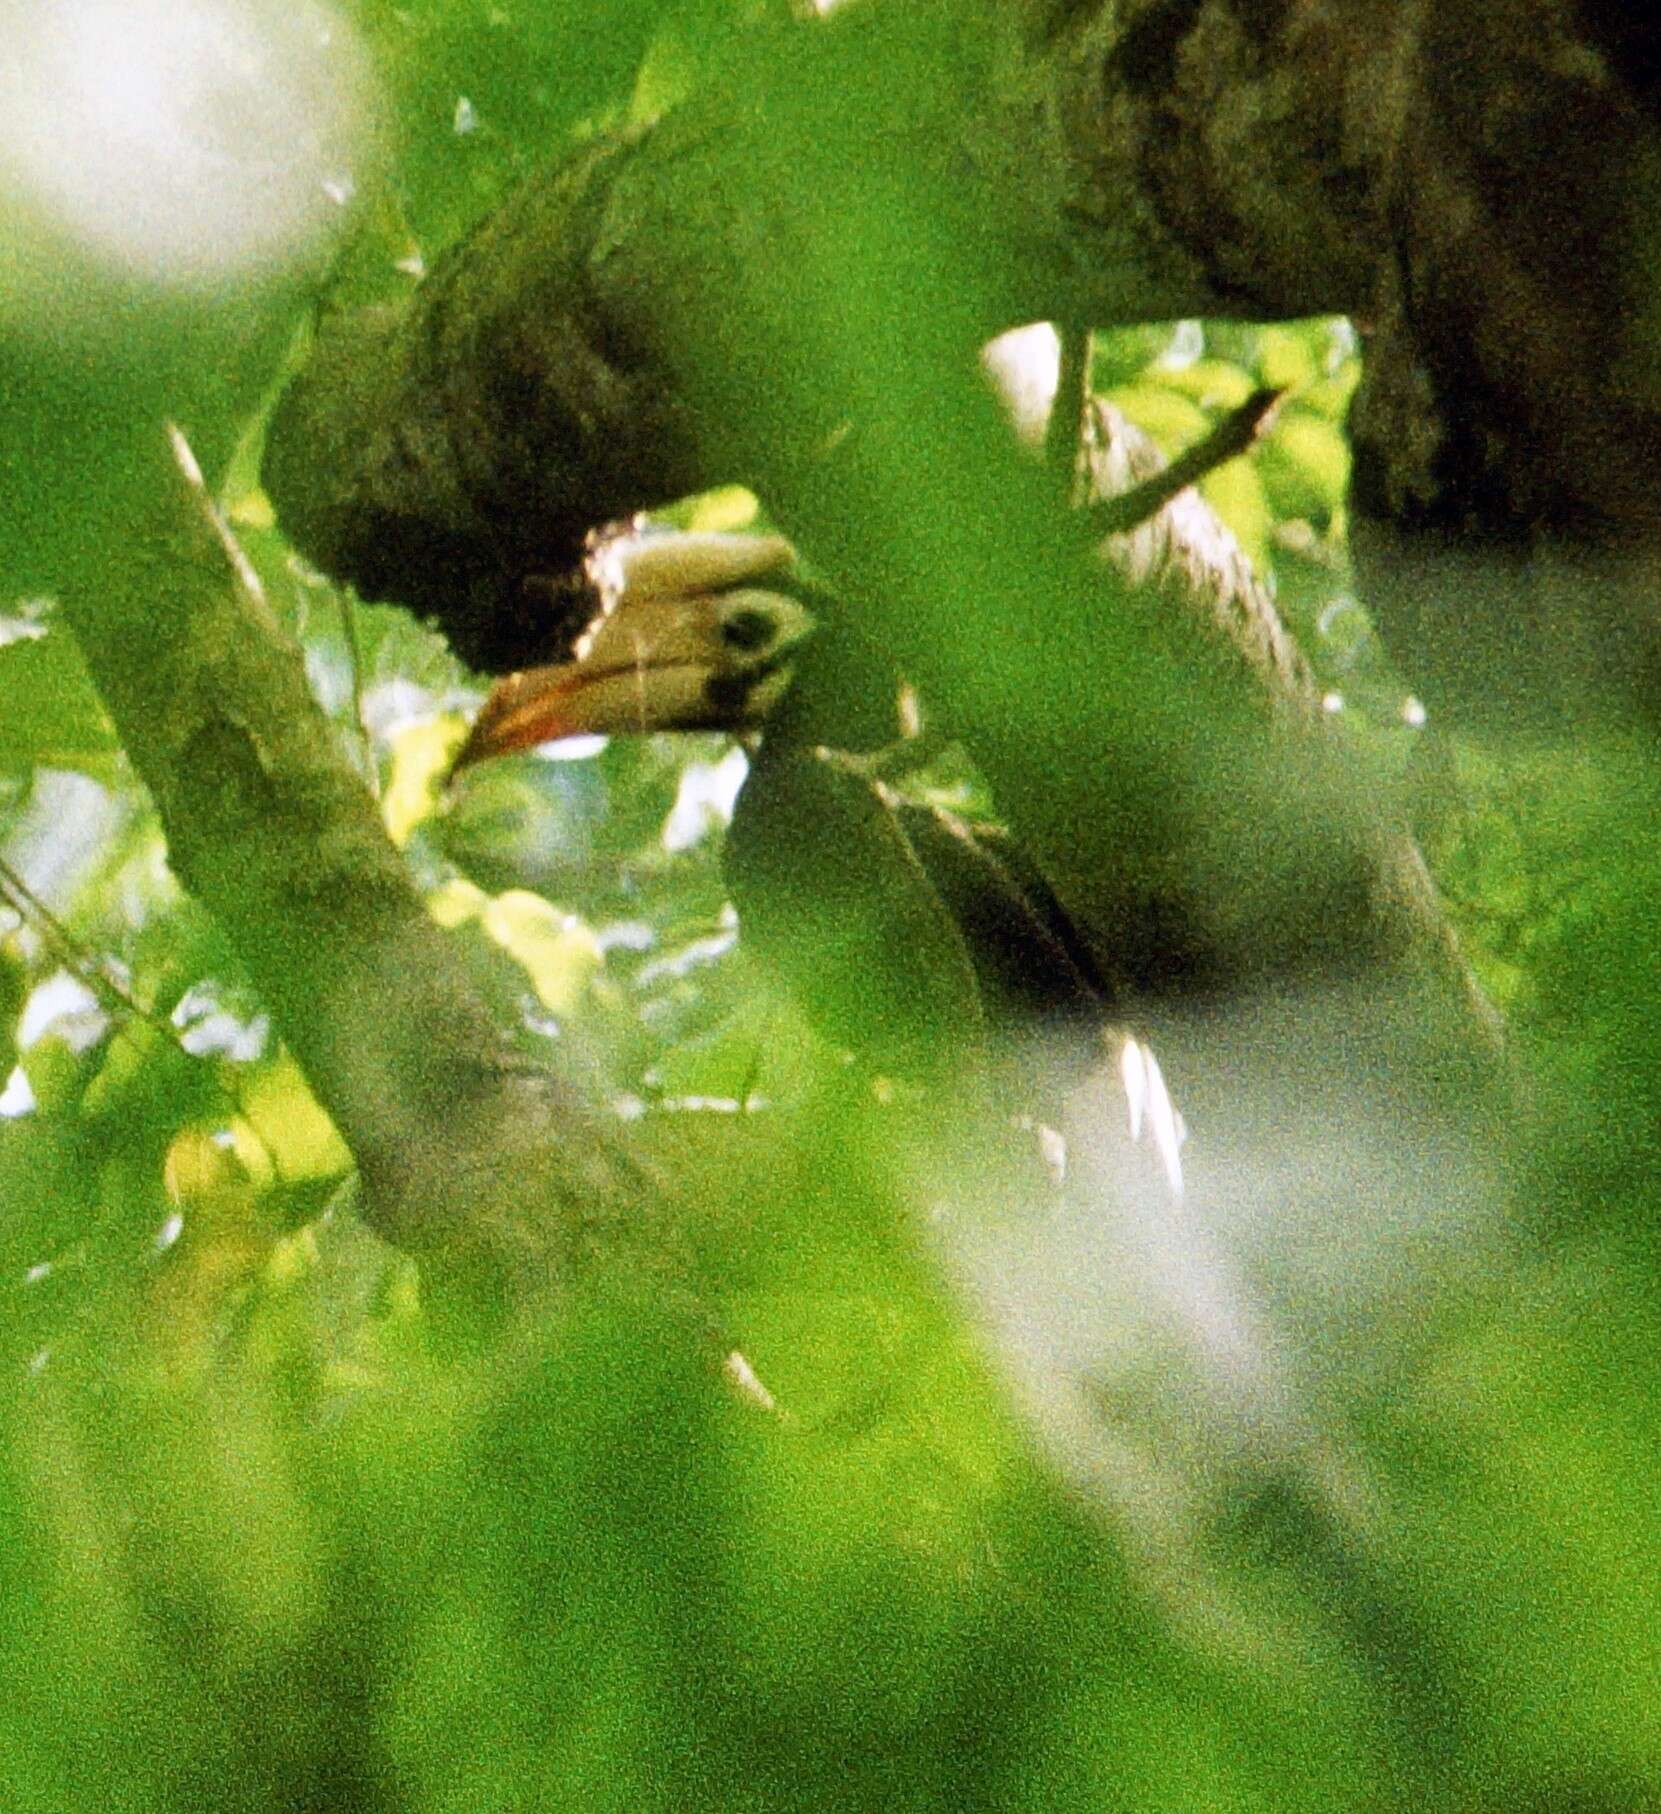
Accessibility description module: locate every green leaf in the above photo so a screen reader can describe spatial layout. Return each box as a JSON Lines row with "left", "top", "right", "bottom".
{"left": 0, "top": 943, "right": 23, "bottom": 1080}
{"left": 0, "top": 630, "right": 117, "bottom": 781}
{"left": 1258, "top": 409, "right": 1352, "bottom": 523}
{"left": 1105, "top": 381, "right": 1212, "bottom": 455}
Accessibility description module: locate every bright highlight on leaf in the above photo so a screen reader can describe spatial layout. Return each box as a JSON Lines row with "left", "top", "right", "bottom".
{"left": 226, "top": 488, "right": 276, "bottom": 531}
{"left": 382, "top": 715, "right": 469, "bottom": 847}
{"left": 425, "top": 877, "right": 490, "bottom": 930}
{"left": 236, "top": 1051, "right": 352, "bottom": 1185}
{"left": 480, "top": 890, "right": 603, "bottom": 1016}
{"left": 681, "top": 485, "right": 760, "bottom": 534}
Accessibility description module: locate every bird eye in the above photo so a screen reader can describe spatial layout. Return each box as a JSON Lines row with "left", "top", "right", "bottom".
{"left": 719, "top": 606, "right": 777, "bottom": 653}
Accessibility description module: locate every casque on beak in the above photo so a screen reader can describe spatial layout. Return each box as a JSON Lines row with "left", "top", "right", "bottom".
{"left": 449, "top": 523, "right": 816, "bottom": 774}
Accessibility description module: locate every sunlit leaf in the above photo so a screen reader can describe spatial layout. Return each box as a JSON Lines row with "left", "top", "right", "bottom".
{"left": 1158, "top": 356, "right": 1259, "bottom": 412}
{"left": 1254, "top": 323, "right": 1322, "bottom": 392}
{"left": 1198, "top": 457, "right": 1273, "bottom": 570}
{"left": 381, "top": 714, "right": 468, "bottom": 847}
{"left": 236, "top": 1051, "right": 353, "bottom": 1188}
{"left": 0, "top": 632, "right": 117, "bottom": 780}
{"left": 1105, "top": 381, "right": 1211, "bottom": 454}
{"left": 425, "top": 875, "right": 489, "bottom": 929}
{"left": 1259, "top": 410, "right": 1351, "bottom": 522}
{"left": 480, "top": 888, "right": 604, "bottom": 1016}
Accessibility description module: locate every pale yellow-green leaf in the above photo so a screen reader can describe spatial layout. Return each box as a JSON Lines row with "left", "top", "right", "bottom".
{"left": 1255, "top": 324, "right": 1321, "bottom": 393}
{"left": 165, "top": 1124, "right": 250, "bottom": 1206}
{"left": 219, "top": 1112, "right": 280, "bottom": 1193}
{"left": 1199, "top": 459, "right": 1273, "bottom": 571}
{"left": 226, "top": 486, "right": 276, "bottom": 530}
{"left": 164, "top": 1126, "right": 266, "bottom": 1244}
{"left": 237, "top": 1051, "right": 353, "bottom": 1186}
{"left": 1303, "top": 363, "right": 1361, "bottom": 420}
{"left": 1259, "top": 411, "right": 1351, "bottom": 521}
{"left": 426, "top": 877, "right": 489, "bottom": 929}
{"left": 1105, "top": 383, "right": 1210, "bottom": 455}
{"left": 480, "top": 889, "right": 603, "bottom": 1016}
{"left": 383, "top": 715, "right": 469, "bottom": 848}
{"left": 682, "top": 485, "right": 760, "bottom": 534}
{"left": 1156, "top": 358, "right": 1258, "bottom": 412}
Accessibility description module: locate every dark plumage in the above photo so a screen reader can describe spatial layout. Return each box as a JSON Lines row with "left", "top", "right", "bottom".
{"left": 450, "top": 518, "right": 1119, "bottom": 1084}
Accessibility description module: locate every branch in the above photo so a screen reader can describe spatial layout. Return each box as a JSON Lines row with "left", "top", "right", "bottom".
{"left": 1083, "top": 387, "right": 1283, "bottom": 539}
{"left": 55, "top": 426, "right": 652, "bottom": 1313}
{"left": 260, "top": 2, "right": 1519, "bottom": 1063}
{"left": 269, "top": 0, "right": 1661, "bottom": 741}
{"left": 262, "top": 2, "right": 1392, "bottom": 648}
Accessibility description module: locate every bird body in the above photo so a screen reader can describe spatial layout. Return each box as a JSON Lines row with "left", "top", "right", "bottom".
{"left": 450, "top": 515, "right": 1122, "bottom": 1087}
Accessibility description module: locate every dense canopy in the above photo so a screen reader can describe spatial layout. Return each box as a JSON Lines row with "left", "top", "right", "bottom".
{"left": 3, "top": 3, "right": 1660, "bottom": 1808}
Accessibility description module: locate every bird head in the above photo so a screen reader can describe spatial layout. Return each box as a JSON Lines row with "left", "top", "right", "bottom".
{"left": 450, "top": 519, "right": 815, "bottom": 773}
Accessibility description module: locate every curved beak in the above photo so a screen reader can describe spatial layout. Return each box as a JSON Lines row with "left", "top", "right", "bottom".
{"left": 450, "top": 526, "right": 815, "bottom": 775}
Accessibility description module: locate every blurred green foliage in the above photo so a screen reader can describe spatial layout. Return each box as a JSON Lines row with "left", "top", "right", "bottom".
{"left": 4, "top": 3, "right": 1661, "bottom": 1810}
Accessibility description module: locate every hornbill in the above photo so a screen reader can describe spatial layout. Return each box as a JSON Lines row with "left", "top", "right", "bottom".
{"left": 438, "top": 378, "right": 1369, "bottom": 1095}
{"left": 448, "top": 513, "right": 1124, "bottom": 1091}
{"left": 439, "top": 380, "right": 1321, "bottom": 1090}
{"left": 441, "top": 519, "right": 1505, "bottom": 1655}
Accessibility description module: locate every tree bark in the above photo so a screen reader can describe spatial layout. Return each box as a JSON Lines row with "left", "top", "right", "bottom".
{"left": 262, "top": 0, "right": 1586, "bottom": 1046}
{"left": 55, "top": 430, "right": 651, "bottom": 1313}
{"left": 264, "top": 0, "right": 1398, "bottom": 641}
{"left": 266, "top": 0, "right": 1661, "bottom": 735}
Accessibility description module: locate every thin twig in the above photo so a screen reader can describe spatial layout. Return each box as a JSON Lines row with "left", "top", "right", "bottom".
{"left": 0, "top": 855, "right": 183, "bottom": 1051}
{"left": 1046, "top": 322, "right": 1092, "bottom": 500}
{"left": 1083, "top": 386, "right": 1284, "bottom": 538}
{"left": 340, "top": 588, "right": 379, "bottom": 798}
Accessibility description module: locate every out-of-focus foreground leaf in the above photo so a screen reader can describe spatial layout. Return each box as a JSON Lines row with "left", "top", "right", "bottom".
{"left": 3, "top": 5, "right": 1661, "bottom": 1811}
